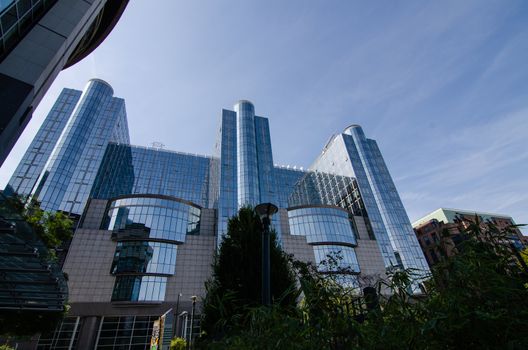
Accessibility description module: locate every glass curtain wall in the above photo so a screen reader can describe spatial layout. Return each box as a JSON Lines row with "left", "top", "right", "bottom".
{"left": 103, "top": 195, "right": 201, "bottom": 303}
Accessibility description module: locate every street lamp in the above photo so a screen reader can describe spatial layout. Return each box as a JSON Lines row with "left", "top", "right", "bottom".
{"left": 189, "top": 295, "right": 198, "bottom": 349}
{"left": 174, "top": 292, "right": 183, "bottom": 337}
{"left": 255, "top": 202, "right": 278, "bottom": 306}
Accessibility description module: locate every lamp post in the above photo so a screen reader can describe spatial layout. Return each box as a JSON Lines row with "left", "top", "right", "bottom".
{"left": 174, "top": 292, "right": 182, "bottom": 337}
{"left": 189, "top": 295, "right": 197, "bottom": 349}
{"left": 255, "top": 202, "right": 278, "bottom": 306}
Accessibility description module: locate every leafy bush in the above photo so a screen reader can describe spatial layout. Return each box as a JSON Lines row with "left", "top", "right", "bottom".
{"left": 170, "top": 337, "right": 187, "bottom": 350}
{"left": 199, "top": 213, "right": 528, "bottom": 349}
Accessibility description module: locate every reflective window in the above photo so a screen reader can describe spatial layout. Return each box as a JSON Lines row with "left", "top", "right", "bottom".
{"left": 111, "top": 276, "right": 167, "bottom": 302}
{"left": 1, "top": 0, "right": 58, "bottom": 57}
{"left": 96, "top": 315, "right": 158, "bottom": 349}
{"left": 6, "top": 89, "right": 82, "bottom": 197}
{"left": 91, "top": 143, "right": 211, "bottom": 208}
{"left": 313, "top": 245, "right": 360, "bottom": 274}
{"left": 104, "top": 196, "right": 201, "bottom": 243}
{"left": 36, "top": 317, "right": 81, "bottom": 350}
{"left": 111, "top": 241, "right": 177, "bottom": 275}
{"left": 288, "top": 206, "right": 357, "bottom": 246}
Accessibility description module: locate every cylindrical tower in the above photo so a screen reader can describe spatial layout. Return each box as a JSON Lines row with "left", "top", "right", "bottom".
{"left": 343, "top": 124, "right": 365, "bottom": 139}
{"left": 235, "top": 100, "right": 260, "bottom": 207}
{"left": 33, "top": 79, "right": 115, "bottom": 211}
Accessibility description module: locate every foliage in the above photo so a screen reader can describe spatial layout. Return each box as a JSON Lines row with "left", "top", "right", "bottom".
{"left": 199, "top": 214, "right": 528, "bottom": 349}
{"left": 4, "top": 194, "right": 73, "bottom": 258}
{"left": 520, "top": 247, "right": 528, "bottom": 269}
{"left": 0, "top": 195, "right": 72, "bottom": 337}
{"left": 170, "top": 337, "right": 187, "bottom": 350}
{"left": 199, "top": 206, "right": 297, "bottom": 341}
{"left": 0, "top": 345, "right": 15, "bottom": 350}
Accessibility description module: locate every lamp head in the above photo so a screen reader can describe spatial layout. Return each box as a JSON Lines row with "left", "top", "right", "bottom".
{"left": 255, "top": 203, "right": 278, "bottom": 221}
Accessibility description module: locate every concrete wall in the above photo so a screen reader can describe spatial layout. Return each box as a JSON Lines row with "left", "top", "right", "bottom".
{"left": 0, "top": 0, "right": 108, "bottom": 164}
{"left": 63, "top": 228, "right": 115, "bottom": 303}
{"left": 281, "top": 234, "right": 316, "bottom": 265}
{"left": 169, "top": 235, "right": 215, "bottom": 300}
{"left": 80, "top": 198, "right": 108, "bottom": 229}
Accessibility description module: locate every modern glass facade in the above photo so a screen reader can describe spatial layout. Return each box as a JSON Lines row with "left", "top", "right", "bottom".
{"left": 95, "top": 315, "right": 158, "bottom": 349}
{"left": 103, "top": 194, "right": 201, "bottom": 303}
{"left": 215, "top": 101, "right": 279, "bottom": 240}
{"left": 313, "top": 245, "right": 360, "bottom": 273}
{"left": 6, "top": 88, "right": 82, "bottom": 196}
{"left": 104, "top": 196, "right": 201, "bottom": 242}
{"left": 7, "top": 86, "right": 428, "bottom": 347}
{"left": 288, "top": 206, "right": 357, "bottom": 246}
{"left": 273, "top": 166, "right": 305, "bottom": 208}
{"left": 111, "top": 241, "right": 177, "bottom": 275}
{"left": 309, "top": 125, "right": 430, "bottom": 277}
{"left": 288, "top": 205, "right": 360, "bottom": 276}
{"left": 7, "top": 87, "right": 426, "bottom": 276}
{"left": 235, "top": 100, "right": 260, "bottom": 207}
{"left": 7, "top": 79, "right": 130, "bottom": 215}
{"left": 91, "top": 144, "right": 210, "bottom": 208}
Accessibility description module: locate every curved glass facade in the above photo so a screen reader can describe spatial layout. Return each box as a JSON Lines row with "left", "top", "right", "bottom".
{"left": 110, "top": 241, "right": 177, "bottom": 275}
{"left": 288, "top": 206, "right": 357, "bottom": 246}
{"left": 104, "top": 196, "right": 201, "bottom": 243}
{"left": 313, "top": 245, "right": 360, "bottom": 273}
{"left": 105, "top": 195, "right": 200, "bottom": 302}
{"left": 235, "top": 100, "right": 260, "bottom": 207}
{"left": 288, "top": 206, "right": 361, "bottom": 276}
{"left": 32, "top": 79, "right": 129, "bottom": 214}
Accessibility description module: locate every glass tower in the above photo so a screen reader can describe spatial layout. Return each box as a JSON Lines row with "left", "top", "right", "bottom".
{"left": 7, "top": 79, "right": 130, "bottom": 215}
{"left": 235, "top": 100, "right": 260, "bottom": 207}
{"left": 5, "top": 88, "right": 82, "bottom": 196}
{"left": 215, "top": 100, "right": 279, "bottom": 239}
{"left": 310, "top": 125, "right": 430, "bottom": 276}
{"left": 4, "top": 89, "right": 432, "bottom": 347}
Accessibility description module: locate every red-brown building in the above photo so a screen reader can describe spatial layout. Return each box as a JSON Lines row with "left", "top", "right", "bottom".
{"left": 412, "top": 208, "right": 526, "bottom": 267}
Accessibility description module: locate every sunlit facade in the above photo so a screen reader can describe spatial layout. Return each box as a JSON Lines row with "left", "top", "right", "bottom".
{"left": 6, "top": 79, "right": 130, "bottom": 215}
{"left": 5, "top": 86, "right": 425, "bottom": 348}
{"left": 309, "top": 125, "right": 430, "bottom": 277}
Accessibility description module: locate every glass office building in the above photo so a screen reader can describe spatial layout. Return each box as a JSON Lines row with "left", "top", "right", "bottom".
{"left": 5, "top": 83, "right": 427, "bottom": 348}
{"left": 309, "top": 125, "right": 430, "bottom": 277}
{"left": 7, "top": 79, "right": 130, "bottom": 215}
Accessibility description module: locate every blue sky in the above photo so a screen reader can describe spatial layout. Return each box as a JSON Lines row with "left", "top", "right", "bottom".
{"left": 0, "top": 0, "right": 527, "bottom": 231}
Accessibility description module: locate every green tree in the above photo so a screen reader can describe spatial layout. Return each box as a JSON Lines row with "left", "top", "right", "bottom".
{"left": 0, "top": 194, "right": 73, "bottom": 337}
{"left": 359, "top": 218, "right": 528, "bottom": 349}
{"left": 200, "top": 215, "right": 528, "bottom": 349}
{"left": 200, "top": 206, "right": 297, "bottom": 341}
{"left": 5, "top": 194, "right": 73, "bottom": 258}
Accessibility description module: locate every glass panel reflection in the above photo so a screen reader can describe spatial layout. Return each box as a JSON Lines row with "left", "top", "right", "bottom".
{"left": 288, "top": 206, "right": 357, "bottom": 246}
{"left": 103, "top": 196, "right": 201, "bottom": 242}
{"left": 313, "top": 245, "right": 360, "bottom": 273}
{"left": 111, "top": 241, "right": 177, "bottom": 275}
{"left": 111, "top": 276, "right": 167, "bottom": 302}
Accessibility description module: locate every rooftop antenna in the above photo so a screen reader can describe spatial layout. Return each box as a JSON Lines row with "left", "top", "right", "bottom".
{"left": 150, "top": 141, "right": 165, "bottom": 150}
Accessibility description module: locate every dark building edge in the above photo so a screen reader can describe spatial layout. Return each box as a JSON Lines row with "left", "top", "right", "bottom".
{"left": 63, "top": 0, "right": 129, "bottom": 69}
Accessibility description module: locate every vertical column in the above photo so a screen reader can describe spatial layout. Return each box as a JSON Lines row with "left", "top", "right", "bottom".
{"left": 235, "top": 100, "right": 260, "bottom": 208}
